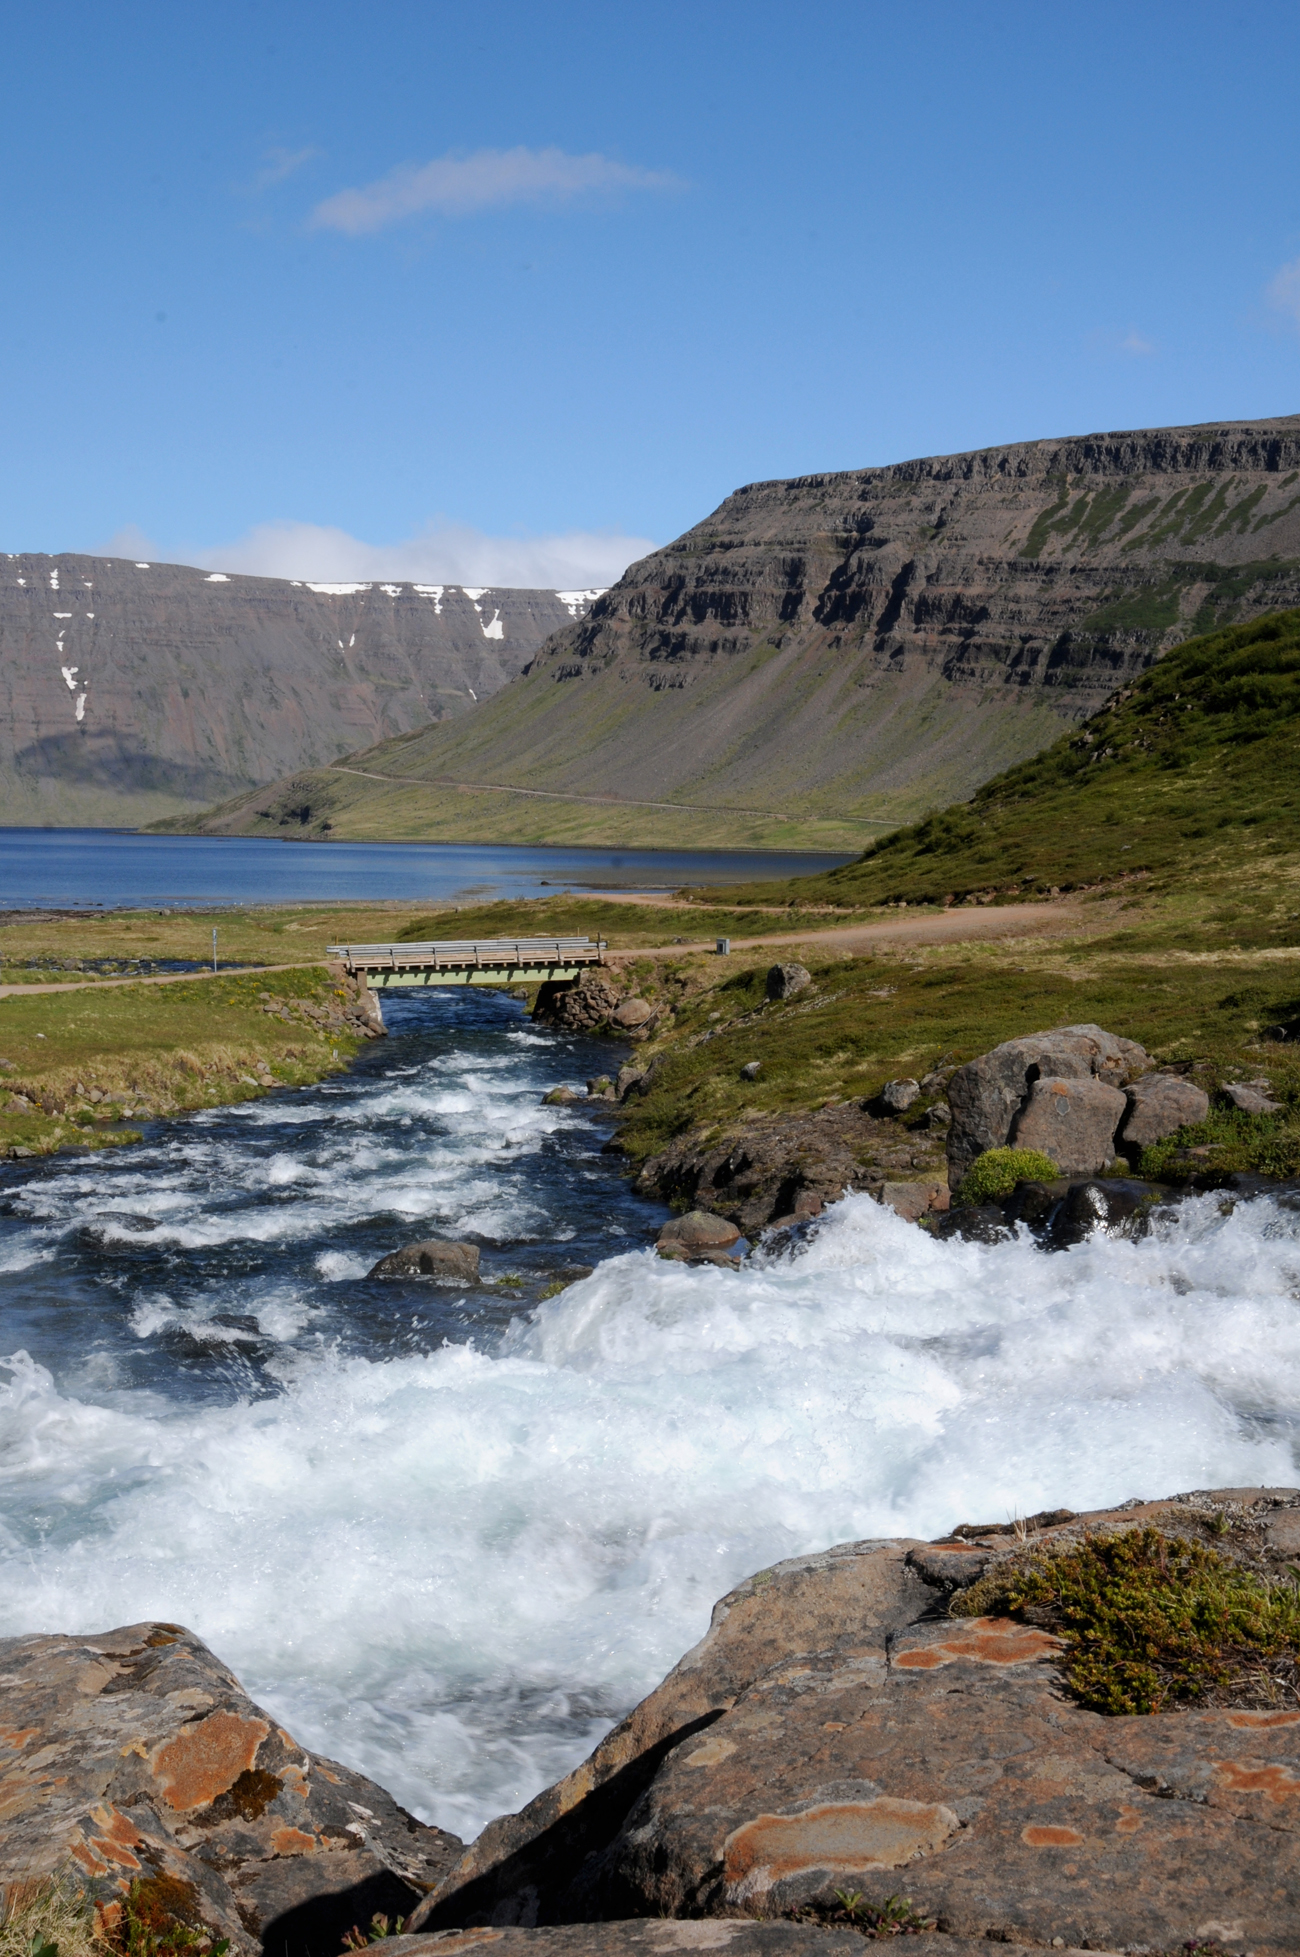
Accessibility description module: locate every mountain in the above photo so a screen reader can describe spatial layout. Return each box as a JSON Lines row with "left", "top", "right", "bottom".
{"left": 695, "top": 606, "right": 1300, "bottom": 912}
{"left": 182, "top": 414, "right": 1300, "bottom": 852}
{"left": 0, "top": 552, "right": 601, "bottom": 827}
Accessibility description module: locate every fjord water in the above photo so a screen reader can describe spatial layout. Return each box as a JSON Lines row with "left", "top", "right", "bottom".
{"left": 0, "top": 828, "right": 855, "bottom": 909}
{"left": 2, "top": 987, "right": 1299, "bottom": 1841}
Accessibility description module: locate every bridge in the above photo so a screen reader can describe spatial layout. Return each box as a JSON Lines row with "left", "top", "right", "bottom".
{"left": 325, "top": 937, "right": 607, "bottom": 989}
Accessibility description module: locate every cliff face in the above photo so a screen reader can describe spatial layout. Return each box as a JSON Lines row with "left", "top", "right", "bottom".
{"left": 196, "top": 415, "right": 1300, "bottom": 850}
{"left": 0, "top": 553, "right": 600, "bottom": 826}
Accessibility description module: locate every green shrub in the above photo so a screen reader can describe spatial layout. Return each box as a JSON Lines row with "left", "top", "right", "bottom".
{"left": 952, "top": 1525, "right": 1300, "bottom": 1715}
{"left": 955, "top": 1147, "right": 1059, "bottom": 1205}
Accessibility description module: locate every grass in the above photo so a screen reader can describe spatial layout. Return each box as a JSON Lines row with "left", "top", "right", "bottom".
{"left": 787, "top": 1890, "right": 936, "bottom": 1938}
{"left": 953, "top": 1526, "right": 1300, "bottom": 1716}
{"left": 0, "top": 1874, "right": 100, "bottom": 1957}
{"left": 1137, "top": 1103, "right": 1300, "bottom": 1182}
{"left": 0, "top": 964, "right": 368, "bottom": 1160}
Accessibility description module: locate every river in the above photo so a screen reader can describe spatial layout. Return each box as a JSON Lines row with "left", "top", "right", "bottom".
{"left": 1, "top": 986, "right": 1299, "bottom": 1841}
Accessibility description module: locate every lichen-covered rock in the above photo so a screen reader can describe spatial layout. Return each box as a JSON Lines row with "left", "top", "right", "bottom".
{"left": 367, "top": 1241, "right": 480, "bottom": 1281}
{"left": 418, "top": 1490, "right": 1300, "bottom": 1953}
{"left": 382, "top": 1928, "right": 1032, "bottom": 1957}
{"left": 410, "top": 1540, "right": 930, "bottom": 1934}
{"left": 1009, "top": 1075, "right": 1128, "bottom": 1176}
{"left": 946, "top": 1024, "right": 1148, "bottom": 1177}
{"left": 0, "top": 1622, "right": 462, "bottom": 1957}
{"left": 1120, "top": 1072, "right": 1211, "bottom": 1147}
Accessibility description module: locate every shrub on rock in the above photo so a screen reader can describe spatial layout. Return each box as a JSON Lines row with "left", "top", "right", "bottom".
{"left": 956, "top": 1146, "right": 1060, "bottom": 1206}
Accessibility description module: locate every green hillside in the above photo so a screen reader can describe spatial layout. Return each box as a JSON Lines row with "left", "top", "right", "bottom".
{"left": 706, "top": 609, "right": 1300, "bottom": 913}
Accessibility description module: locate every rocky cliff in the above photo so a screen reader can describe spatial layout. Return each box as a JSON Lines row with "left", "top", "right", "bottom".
{"left": 0, "top": 554, "right": 600, "bottom": 826}
{"left": 190, "top": 414, "right": 1300, "bottom": 849}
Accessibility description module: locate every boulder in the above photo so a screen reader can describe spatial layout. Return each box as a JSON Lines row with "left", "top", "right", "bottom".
{"left": 414, "top": 1489, "right": 1300, "bottom": 1954}
{"left": 611, "top": 998, "right": 655, "bottom": 1030}
{"left": 739, "top": 1061, "right": 761, "bottom": 1081}
{"left": 947, "top": 1024, "right": 1148, "bottom": 1177}
{"left": 656, "top": 1211, "right": 744, "bottom": 1263}
{"left": 366, "top": 1240, "right": 480, "bottom": 1281}
{"left": 1120, "top": 1072, "right": 1211, "bottom": 1147}
{"left": 1009, "top": 1075, "right": 1128, "bottom": 1176}
{"left": 0, "top": 1621, "right": 461, "bottom": 1957}
{"left": 765, "top": 963, "right": 811, "bottom": 1001}
{"left": 880, "top": 1077, "right": 919, "bottom": 1113}
{"left": 877, "top": 1179, "right": 949, "bottom": 1222}
{"left": 586, "top": 1076, "right": 616, "bottom": 1101}
{"left": 543, "top": 1086, "right": 579, "bottom": 1105}
{"left": 1224, "top": 1080, "right": 1285, "bottom": 1115}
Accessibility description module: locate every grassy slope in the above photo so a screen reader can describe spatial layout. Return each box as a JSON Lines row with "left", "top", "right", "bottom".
{"left": 695, "top": 608, "right": 1300, "bottom": 910}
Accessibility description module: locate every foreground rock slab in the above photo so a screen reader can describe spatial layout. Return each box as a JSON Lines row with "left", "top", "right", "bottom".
{"left": 381, "top": 1928, "right": 1098, "bottom": 1957}
{"left": 416, "top": 1489, "right": 1300, "bottom": 1955}
{"left": 0, "top": 1622, "right": 462, "bottom": 1957}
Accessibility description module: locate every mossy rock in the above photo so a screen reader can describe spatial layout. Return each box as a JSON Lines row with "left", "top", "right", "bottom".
{"left": 955, "top": 1146, "right": 1059, "bottom": 1206}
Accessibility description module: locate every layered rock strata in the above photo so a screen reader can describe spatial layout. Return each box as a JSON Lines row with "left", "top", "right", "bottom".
{"left": 198, "top": 415, "right": 1300, "bottom": 842}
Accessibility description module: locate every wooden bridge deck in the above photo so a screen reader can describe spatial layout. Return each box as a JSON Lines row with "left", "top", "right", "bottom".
{"left": 326, "top": 937, "right": 606, "bottom": 988}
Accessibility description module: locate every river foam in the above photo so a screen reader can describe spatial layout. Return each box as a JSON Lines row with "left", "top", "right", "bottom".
{"left": 2, "top": 1185, "right": 1299, "bottom": 1838}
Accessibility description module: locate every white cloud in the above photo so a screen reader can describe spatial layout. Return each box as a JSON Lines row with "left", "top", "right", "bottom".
{"left": 311, "top": 145, "right": 680, "bottom": 235}
{"left": 1268, "top": 256, "right": 1300, "bottom": 330}
{"left": 97, "top": 524, "right": 160, "bottom": 559}
{"left": 99, "top": 520, "right": 656, "bottom": 590}
{"left": 252, "top": 145, "right": 321, "bottom": 192}
{"left": 1120, "top": 328, "right": 1155, "bottom": 356}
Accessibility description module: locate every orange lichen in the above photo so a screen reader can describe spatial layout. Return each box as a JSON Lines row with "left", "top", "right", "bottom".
{"left": 1021, "top": 1825, "right": 1084, "bottom": 1847}
{"left": 152, "top": 1711, "right": 268, "bottom": 1811}
{"left": 894, "top": 1618, "right": 1063, "bottom": 1670}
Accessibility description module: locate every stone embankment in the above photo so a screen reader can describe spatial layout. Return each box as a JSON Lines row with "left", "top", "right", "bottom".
{"left": 10, "top": 1489, "right": 1300, "bottom": 1955}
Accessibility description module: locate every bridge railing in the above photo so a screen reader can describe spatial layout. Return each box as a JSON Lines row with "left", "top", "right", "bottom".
{"left": 327, "top": 937, "right": 606, "bottom": 970}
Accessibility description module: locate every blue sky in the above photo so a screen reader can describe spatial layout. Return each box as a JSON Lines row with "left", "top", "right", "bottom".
{"left": 3, "top": 0, "right": 1299, "bottom": 586}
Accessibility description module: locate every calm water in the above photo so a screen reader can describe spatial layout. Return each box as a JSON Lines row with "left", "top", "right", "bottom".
{"left": 2, "top": 984, "right": 1298, "bottom": 1837}
{"left": 0, "top": 828, "right": 856, "bottom": 910}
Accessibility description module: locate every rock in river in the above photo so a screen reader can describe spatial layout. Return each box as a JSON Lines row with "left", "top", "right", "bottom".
{"left": 367, "top": 1240, "right": 480, "bottom": 1281}
{"left": 656, "top": 1211, "right": 743, "bottom": 1263}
